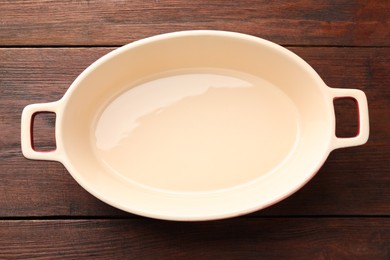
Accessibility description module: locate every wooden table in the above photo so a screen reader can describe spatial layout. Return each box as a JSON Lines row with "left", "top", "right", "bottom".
{"left": 1, "top": 1, "right": 389, "bottom": 258}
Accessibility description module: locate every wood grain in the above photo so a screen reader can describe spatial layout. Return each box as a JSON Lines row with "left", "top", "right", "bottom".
{"left": 0, "top": 0, "right": 389, "bottom": 46}
{"left": 1, "top": 47, "right": 389, "bottom": 217}
{"left": 1, "top": 1, "right": 389, "bottom": 257}
{"left": 0, "top": 218, "right": 389, "bottom": 259}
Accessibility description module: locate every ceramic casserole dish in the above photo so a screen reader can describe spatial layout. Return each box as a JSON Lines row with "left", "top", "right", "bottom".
{"left": 21, "top": 31, "right": 369, "bottom": 221}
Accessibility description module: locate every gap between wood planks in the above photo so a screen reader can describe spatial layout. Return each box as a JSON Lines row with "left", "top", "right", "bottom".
{"left": 1, "top": 215, "right": 390, "bottom": 221}
{"left": 0, "top": 45, "right": 390, "bottom": 48}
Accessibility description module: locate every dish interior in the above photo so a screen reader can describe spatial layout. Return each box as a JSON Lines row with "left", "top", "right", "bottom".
{"left": 92, "top": 68, "right": 300, "bottom": 192}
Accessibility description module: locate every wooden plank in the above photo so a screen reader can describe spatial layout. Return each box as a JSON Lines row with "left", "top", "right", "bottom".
{"left": 0, "top": 218, "right": 389, "bottom": 259}
{"left": 0, "top": 0, "right": 389, "bottom": 46}
{"left": 0, "top": 47, "right": 389, "bottom": 217}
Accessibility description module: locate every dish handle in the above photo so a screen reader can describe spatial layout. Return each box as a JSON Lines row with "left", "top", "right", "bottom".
{"left": 21, "top": 101, "right": 61, "bottom": 161}
{"left": 329, "top": 88, "right": 369, "bottom": 150}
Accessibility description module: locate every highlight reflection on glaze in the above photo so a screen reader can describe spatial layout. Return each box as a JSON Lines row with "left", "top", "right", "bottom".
{"left": 93, "top": 69, "right": 299, "bottom": 192}
{"left": 95, "top": 72, "right": 252, "bottom": 150}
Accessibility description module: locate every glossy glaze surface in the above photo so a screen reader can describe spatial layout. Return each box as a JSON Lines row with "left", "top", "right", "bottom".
{"left": 93, "top": 69, "right": 299, "bottom": 192}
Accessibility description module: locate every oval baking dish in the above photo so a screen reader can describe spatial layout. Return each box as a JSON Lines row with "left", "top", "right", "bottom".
{"left": 21, "top": 31, "right": 369, "bottom": 221}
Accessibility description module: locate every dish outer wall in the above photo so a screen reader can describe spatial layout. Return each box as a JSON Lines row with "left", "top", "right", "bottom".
{"left": 21, "top": 31, "right": 369, "bottom": 221}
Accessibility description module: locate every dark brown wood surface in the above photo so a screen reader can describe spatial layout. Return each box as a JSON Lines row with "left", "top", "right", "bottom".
{"left": 1, "top": 0, "right": 389, "bottom": 258}
{"left": 1, "top": 0, "right": 389, "bottom": 46}
{"left": 1, "top": 218, "right": 390, "bottom": 259}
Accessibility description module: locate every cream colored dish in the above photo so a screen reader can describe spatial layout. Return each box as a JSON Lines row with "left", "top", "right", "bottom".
{"left": 21, "top": 31, "right": 369, "bottom": 221}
